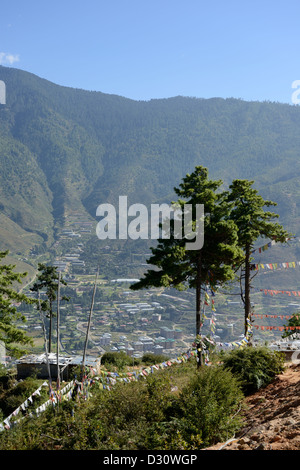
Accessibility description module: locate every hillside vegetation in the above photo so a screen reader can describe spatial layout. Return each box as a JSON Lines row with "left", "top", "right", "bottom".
{"left": 0, "top": 347, "right": 285, "bottom": 450}
{"left": 0, "top": 66, "right": 299, "bottom": 451}
{"left": 1, "top": 65, "right": 300, "bottom": 258}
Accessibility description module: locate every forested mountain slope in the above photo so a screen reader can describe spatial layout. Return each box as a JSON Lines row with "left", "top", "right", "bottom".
{"left": 1, "top": 65, "right": 300, "bottom": 255}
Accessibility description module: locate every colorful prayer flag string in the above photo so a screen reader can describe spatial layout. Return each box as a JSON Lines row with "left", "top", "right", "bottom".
{"left": 251, "top": 236, "right": 295, "bottom": 255}
{"left": 255, "top": 261, "right": 299, "bottom": 271}
{"left": 260, "top": 289, "right": 300, "bottom": 297}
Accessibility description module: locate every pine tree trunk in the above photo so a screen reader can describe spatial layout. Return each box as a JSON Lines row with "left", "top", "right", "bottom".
{"left": 56, "top": 273, "right": 61, "bottom": 390}
{"left": 196, "top": 253, "right": 203, "bottom": 367}
{"left": 48, "top": 300, "right": 52, "bottom": 353}
{"left": 244, "top": 243, "right": 251, "bottom": 339}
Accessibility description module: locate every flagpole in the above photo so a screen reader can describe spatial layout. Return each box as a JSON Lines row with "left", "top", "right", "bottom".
{"left": 56, "top": 271, "right": 61, "bottom": 392}
{"left": 82, "top": 264, "right": 99, "bottom": 378}
{"left": 38, "top": 291, "right": 52, "bottom": 390}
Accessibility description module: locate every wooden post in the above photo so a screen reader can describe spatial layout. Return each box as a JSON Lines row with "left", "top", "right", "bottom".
{"left": 82, "top": 265, "right": 99, "bottom": 378}
{"left": 244, "top": 243, "right": 251, "bottom": 338}
{"left": 38, "top": 291, "right": 52, "bottom": 389}
{"left": 196, "top": 253, "right": 203, "bottom": 367}
{"left": 56, "top": 271, "right": 61, "bottom": 390}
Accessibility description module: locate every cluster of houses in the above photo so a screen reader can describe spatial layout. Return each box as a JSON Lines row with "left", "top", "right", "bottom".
{"left": 14, "top": 212, "right": 193, "bottom": 377}
{"left": 51, "top": 211, "right": 96, "bottom": 272}
{"left": 14, "top": 324, "right": 185, "bottom": 380}
{"left": 53, "top": 250, "right": 86, "bottom": 272}
{"left": 97, "top": 325, "right": 184, "bottom": 358}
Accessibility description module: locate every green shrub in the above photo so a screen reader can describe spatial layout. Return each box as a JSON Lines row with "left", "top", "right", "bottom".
{"left": 100, "top": 351, "right": 170, "bottom": 370}
{"left": 221, "top": 346, "right": 285, "bottom": 395}
{"left": 0, "top": 376, "right": 48, "bottom": 417}
{"left": 100, "top": 351, "right": 139, "bottom": 370}
{"left": 0, "top": 360, "right": 246, "bottom": 450}
{"left": 176, "top": 365, "right": 244, "bottom": 448}
{"left": 86, "top": 373, "right": 175, "bottom": 450}
{"left": 141, "top": 353, "right": 169, "bottom": 365}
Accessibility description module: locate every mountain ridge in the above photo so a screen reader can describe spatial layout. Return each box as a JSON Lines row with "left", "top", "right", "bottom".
{"left": 0, "top": 65, "right": 300, "bottom": 257}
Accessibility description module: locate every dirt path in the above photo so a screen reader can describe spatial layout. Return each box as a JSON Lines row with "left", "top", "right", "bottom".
{"left": 204, "top": 363, "right": 300, "bottom": 450}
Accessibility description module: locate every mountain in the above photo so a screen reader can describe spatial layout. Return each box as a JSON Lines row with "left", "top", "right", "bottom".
{"left": 1, "top": 65, "right": 300, "bottom": 259}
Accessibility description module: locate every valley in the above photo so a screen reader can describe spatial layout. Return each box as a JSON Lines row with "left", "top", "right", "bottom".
{"left": 10, "top": 207, "right": 300, "bottom": 364}
{"left": 1, "top": 66, "right": 300, "bottom": 362}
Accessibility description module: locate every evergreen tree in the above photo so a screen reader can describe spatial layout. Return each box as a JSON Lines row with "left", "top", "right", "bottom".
{"left": 226, "top": 180, "right": 291, "bottom": 337}
{"left": 282, "top": 313, "right": 300, "bottom": 338}
{"left": 30, "top": 264, "right": 68, "bottom": 353}
{"left": 131, "top": 166, "right": 244, "bottom": 366}
{"left": 0, "top": 251, "right": 34, "bottom": 358}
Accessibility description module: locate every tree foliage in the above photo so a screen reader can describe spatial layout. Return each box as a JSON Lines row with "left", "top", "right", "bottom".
{"left": 226, "top": 180, "right": 291, "bottom": 334}
{"left": 30, "top": 263, "right": 68, "bottom": 353}
{"left": 131, "top": 166, "right": 244, "bottom": 364}
{"left": 221, "top": 346, "right": 285, "bottom": 394}
{"left": 282, "top": 313, "right": 300, "bottom": 338}
{"left": 0, "top": 251, "right": 34, "bottom": 357}
{"left": 0, "top": 359, "right": 245, "bottom": 450}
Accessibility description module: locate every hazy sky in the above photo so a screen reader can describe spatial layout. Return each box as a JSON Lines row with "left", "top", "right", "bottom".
{"left": 1, "top": 0, "right": 300, "bottom": 103}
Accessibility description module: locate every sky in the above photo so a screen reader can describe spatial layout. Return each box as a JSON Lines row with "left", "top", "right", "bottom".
{"left": 1, "top": 0, "right": 300, "bottom": 104}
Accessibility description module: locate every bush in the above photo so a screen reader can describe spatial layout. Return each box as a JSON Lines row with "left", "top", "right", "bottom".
{"left": 221, "top": 346, "right": 285, "bottom": 395}
{"left": 85, "top": 374, "right": 175, "bottom": 450}
{"left": 0, "top": 361, "right": 246, "bottom": 450}
{"left": 100, "top": 351, "right": 139, "bottom": 369}
{"left": 141, "top": 353, "right": 169, "bottom": 365}
{"left": 176, "top": 365, "right": 244, "bottom": 448}
{"left": 0, "top": 376, "right": 48, "bottom": 417}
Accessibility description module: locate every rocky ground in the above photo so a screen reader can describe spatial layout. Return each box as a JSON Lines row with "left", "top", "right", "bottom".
{"left": 205, "top": 362, "right": 300, "bottom": 450}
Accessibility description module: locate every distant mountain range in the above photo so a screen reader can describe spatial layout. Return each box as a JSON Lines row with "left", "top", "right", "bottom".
{"left": 1, "top": 65, "right": 300, "bottom": 257}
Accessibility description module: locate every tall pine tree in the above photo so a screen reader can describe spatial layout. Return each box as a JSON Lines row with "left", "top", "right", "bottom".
{"left": 30, "top": 264, "right": 68, "bottom": 353}
{"left": 0, "top": 251, "right": 34, "bottom": 358}
{"left": 131, "top": 166, "right": 244, "bottom": 366}
{"left": 226, "top": 179, "right": 291, "bottom": 337}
